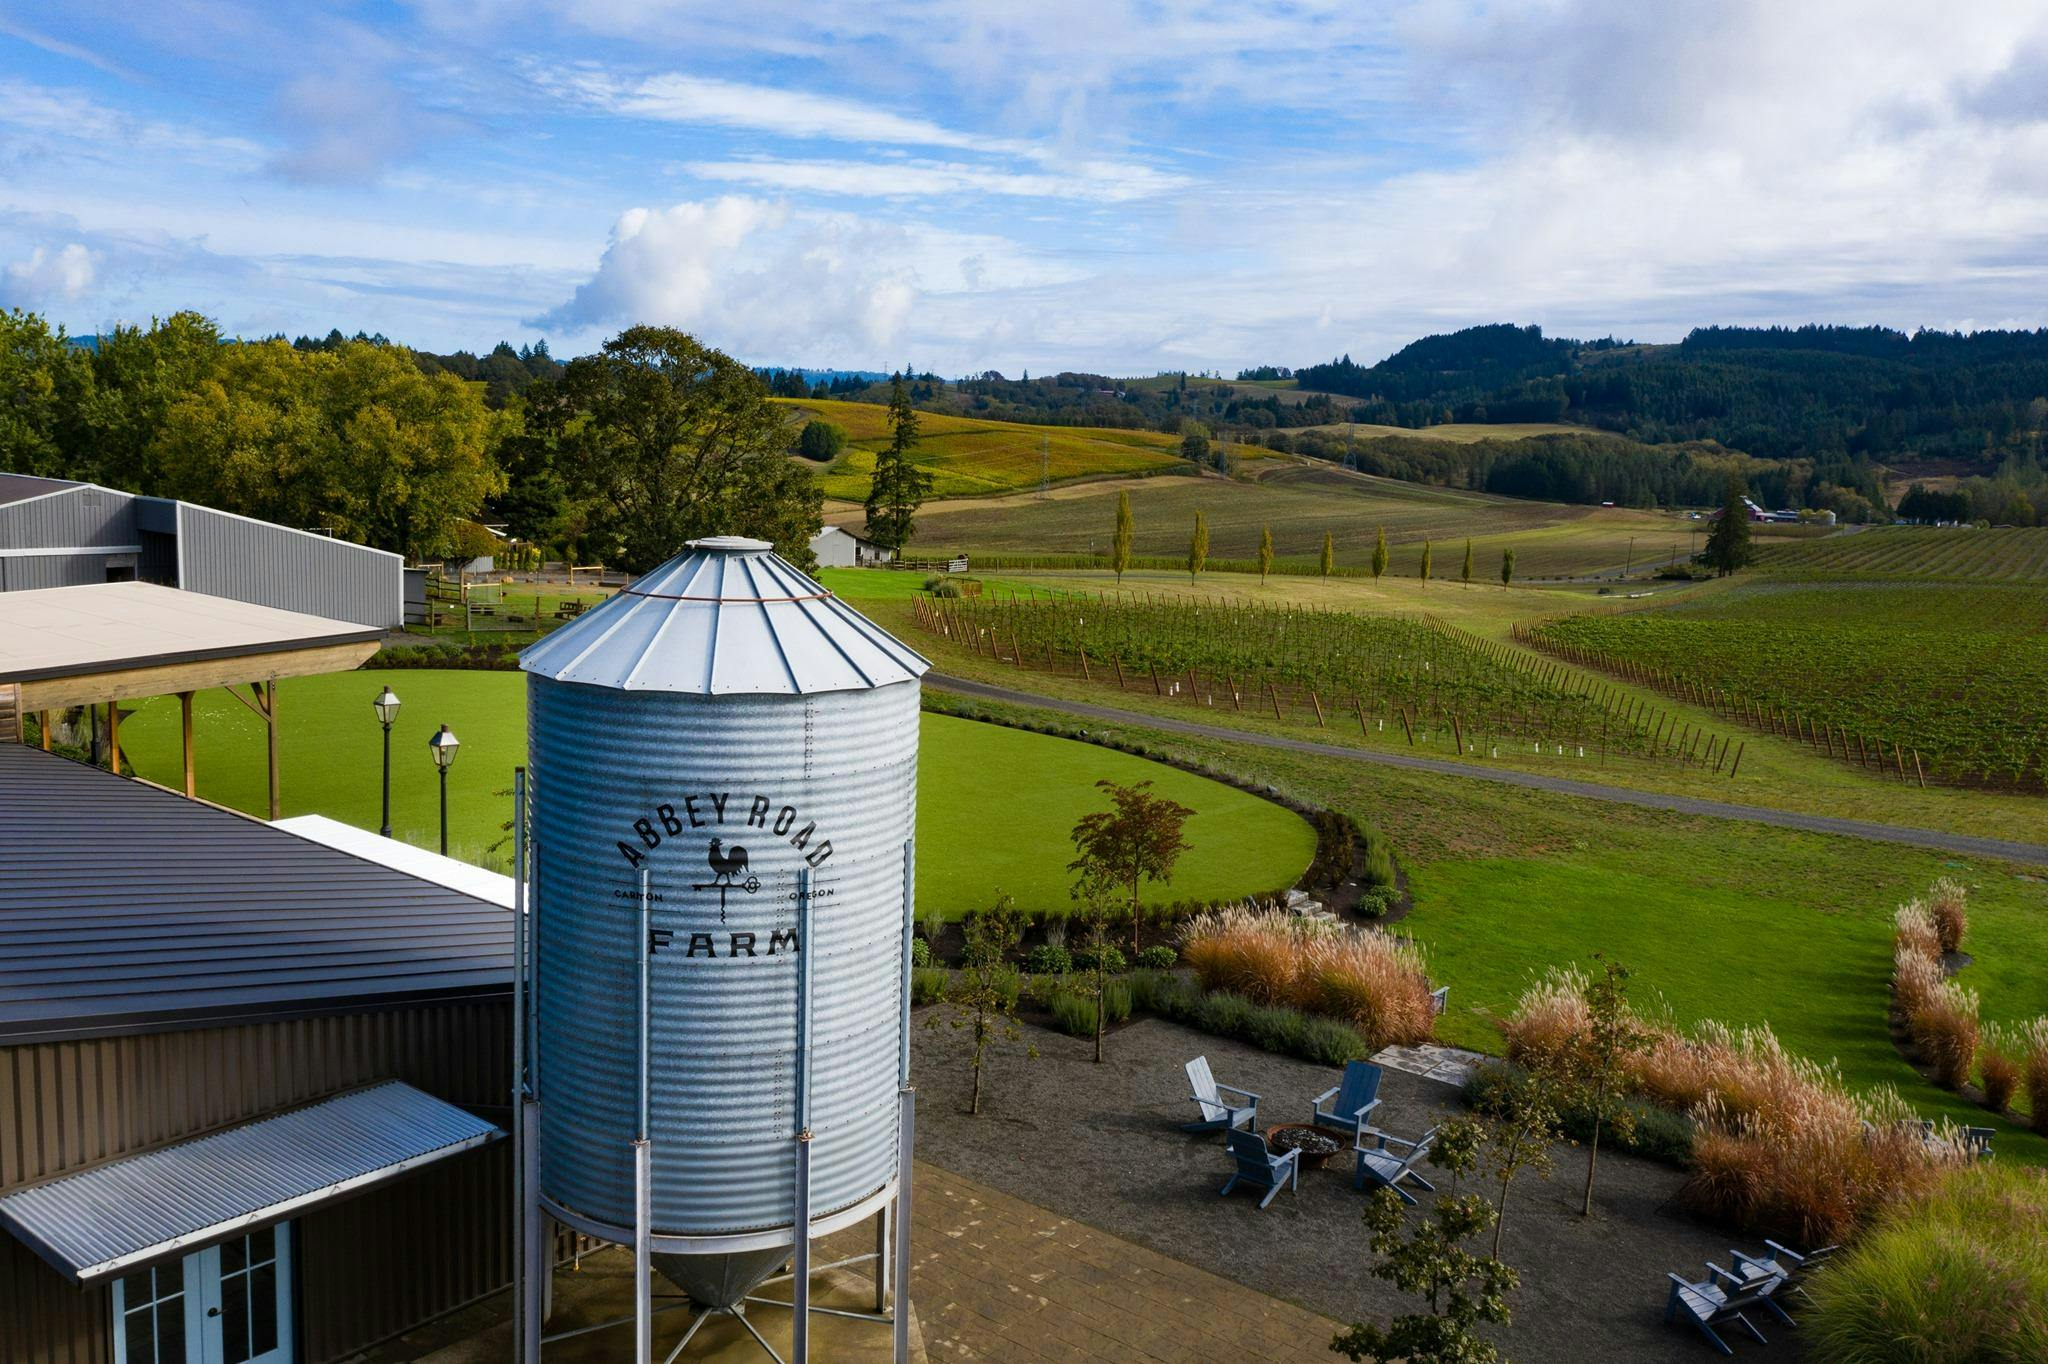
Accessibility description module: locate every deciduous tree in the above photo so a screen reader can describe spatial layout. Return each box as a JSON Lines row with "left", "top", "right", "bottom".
{"left": 1068, "top": 778, "right": 1193, "bottom": 959}
{"left": 935, "top": 896, "right": 1034, "bottom": 1115}
{"left": 1331, "top": 1182, "right": 1516, "bottom": 1364}
{"left": 1187, "top": 510, "right": 1208, "bottom": 584}
{"left": 1257, "top": 525, "right": 1274, "bottom": 585}
{"left": 1564, "top": 956, "right": 1654, "bottom": 1216}
{"left": 1371, "top": 526, "right": 1389, "bottom": 581}
{"left": 1320, "top": 530, "right": 1336, "bottom": 577}
{"left": 1112, "top": 490, "right": 1133, "bottom": 584}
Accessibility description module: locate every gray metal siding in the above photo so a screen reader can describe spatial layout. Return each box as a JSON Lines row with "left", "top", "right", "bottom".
{"left": 0, "top": 556, "right": 109, "bottom": 592}
{"left": 0, "top": 486, "right": 135, "bottom": 551}
{"left": 175, "top": 503, "right": 402, "bottom": 629}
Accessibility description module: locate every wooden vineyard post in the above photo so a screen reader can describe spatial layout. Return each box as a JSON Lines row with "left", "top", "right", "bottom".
{"left": 1228, "top": 675, "right": 1242, "bottom": 711}
{"left": 1151, "top": 666, "right": 1163, "bottom": 696}
{"left": 1269, "top": 681, "right": 1284, "bottom": 723}
{"left": 1451, "top": 714, "right": 1464, "bottom": 754}
{"left": 1912, "top": 750, "right": 1926, "bottom": 788}
{"left": 1113, "top": 655, "right": 1126, "bottom": 689}
{"left": 1356, "top": 695, "right": 1368, "bottom": 735}
{"left": 1893, "top": 743, "right": 1907, "bottom": 782}
{"left": 1400, "top": 708, "right": 1415, "bottom": 746}
{"left": 1012, "top": 627, "right": 1025, "bottom": 666}
{"left": 1310, "top": 690, "right": 1326, "bottom": 728}
{"left": 1729, "top": 741, "right": 1745, "bottom": 779}
{"left": 1078, "top": 647, "right": 1091, "bottom": 682}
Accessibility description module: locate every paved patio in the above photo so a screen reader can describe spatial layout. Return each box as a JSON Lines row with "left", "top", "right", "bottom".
{"left": 910, "top": 1013, "right": 1769, "bottom": 1363}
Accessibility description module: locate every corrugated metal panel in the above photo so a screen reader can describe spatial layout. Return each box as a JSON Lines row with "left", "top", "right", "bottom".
{"left": 175, "top": 502, "right": 402, "bottom": 629}
{"left": 0, "top": 555, "right": 109, "bottom": 592}
{"left": 0, "top": 1081, "right": 501, "bottom": 1283}
{"left": 529, "top": 678, "right": 917, "bottom": 1236}
{"left": 0, "top": 474, "right": 83, "bottom": 507}
{"left": 521, "top": 537, "right": 928, "bottom": 696}
{"left": 0, "top": 485, "right": 135, "bottom": 552}
{"left": 0, "top": 746, "right": 512, "bottom": 1043}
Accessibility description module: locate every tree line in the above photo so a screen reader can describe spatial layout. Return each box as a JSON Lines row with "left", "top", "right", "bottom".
{"left": 0, "top": 311, "right": 929, "bottom": 573}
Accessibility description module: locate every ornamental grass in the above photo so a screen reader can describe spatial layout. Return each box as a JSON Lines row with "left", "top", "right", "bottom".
{"left": 1908, "top": 982, "right": 1980, "bottom": 1091}
{"left": 1926, "top": 875, "right": 1969, "bottom": 955}
{"left": 1977, "top": 1024, "right": 2021, "bottom": 1114}
{"left": 1177, "top": 906, "right": 1434, "bottom": 1051}
{"left": 2020, "top": 1017, "right": 2048, "bottom": 1137}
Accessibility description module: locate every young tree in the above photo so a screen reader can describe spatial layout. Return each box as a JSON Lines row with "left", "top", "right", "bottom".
{"left": 1068, "top": 778, "right": 1193, "bottom": 958}
{"left": 1257, "top": 525, "right": 1274, "bottom": 586}
{"left": 1111, "top": 490, "right": 1134, "bottom": 584}
{"left": 1472, "top": 1067, "right": 1561, "bottom": 1257}
{"left": 1703, "top": 477, "right": 1755, "bottom": 577}
{"left": 1071, "top": 877, "right": 1120, "bottom": 1063}
{"left": 1500, "top": 547, "right": 1516, "bottom": 588}
{"left": 1187, "top": 511, "right": 1209, "bottom": 584}
{"left": 559, "top": 326, "right": 821, "bottom": 572}
{"left": 865, "top": 375, "right": 933, "bottom": 552}
{"left": 1461, "top": 538, "right": 1474, "bottom": 585}
{"left": 1564, "top": 956, "right": 1655, "bottom": 1216}
{"left": 1331, "top": 1183, "right": 1517, "bottom": 1364}
{"left": 1419, "top": 538, "right": 1433, "bottom": 586}
{"left": 1320, "top": 530, "right": 1336, "bottom": 578}
{"left": 1371, "top": 526, "right": 1389, "bottom": 582}
{"left": 935, "top": 896, "right": 1034, "bottom": 1115}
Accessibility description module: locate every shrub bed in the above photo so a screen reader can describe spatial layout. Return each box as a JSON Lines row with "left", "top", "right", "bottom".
{"left": 1129, "top": 970, "right": 1368, "bottom": 1067}
{"left": 1464, "top": 1061, "right": 1695, "bottom": 1167}
{"left": 1178, "top": 906, "right": 1435, "bottom": 1051}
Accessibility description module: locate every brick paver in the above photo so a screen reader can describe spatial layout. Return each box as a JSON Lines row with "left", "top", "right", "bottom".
{"left": 911, "top": 1161, "right": 1342, "bottom": 1363}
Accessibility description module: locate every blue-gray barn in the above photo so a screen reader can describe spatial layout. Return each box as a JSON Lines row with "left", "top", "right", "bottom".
{"left": 0, "top": 474, "right": 402, "bottom": 629}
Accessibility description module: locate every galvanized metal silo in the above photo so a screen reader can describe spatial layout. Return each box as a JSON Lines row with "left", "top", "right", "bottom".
{"left": 514, "top": 536, "right": 926, "bottom": 1357}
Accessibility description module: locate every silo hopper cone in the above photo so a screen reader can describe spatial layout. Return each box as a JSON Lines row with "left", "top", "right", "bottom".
{"left": 653, "top": 1246, "right": 793, "bottom": 1311}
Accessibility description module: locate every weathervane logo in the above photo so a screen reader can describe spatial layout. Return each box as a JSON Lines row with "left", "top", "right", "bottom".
{"left": 692, "top": 838, "right": 760, "bottom": 921}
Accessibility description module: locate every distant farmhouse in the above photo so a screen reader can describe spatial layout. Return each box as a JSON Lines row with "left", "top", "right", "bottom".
{"left": 0, "top": 473, "right": 403, "bottom": 629}
{"left": 809, "top": 524, "right": 893, "bottom": 568}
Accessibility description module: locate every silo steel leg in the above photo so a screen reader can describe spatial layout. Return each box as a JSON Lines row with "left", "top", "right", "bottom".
{"left": 793, "top": 1132, "right": 812, "bottom": 1364}
{"left": 874, "top": 1203, "right": 890, "bottom": 1312}
{"left": 634, "top": 1138, "right": 653, "bottom": 1364}
{"left": 894, "top": 1088, "right": 914, "bottom": 1364}
{"left": 522, "top": 1099, "right": 544, "bottom": 1362}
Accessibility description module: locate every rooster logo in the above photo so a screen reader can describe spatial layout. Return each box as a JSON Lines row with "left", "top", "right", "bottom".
{"left": 692, "top": 838, "right": 760, "bottom": 921}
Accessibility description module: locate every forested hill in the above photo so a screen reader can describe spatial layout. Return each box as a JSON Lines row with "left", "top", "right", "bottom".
{"left": 1293, "top": 324, "right": 2048, "bottom": 468}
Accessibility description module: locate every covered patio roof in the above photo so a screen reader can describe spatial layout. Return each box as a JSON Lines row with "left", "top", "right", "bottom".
{"left": 0, "top": 1081, "right": 500, "bottom": 1284}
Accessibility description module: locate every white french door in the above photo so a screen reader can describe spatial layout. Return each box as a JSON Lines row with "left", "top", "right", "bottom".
{"left": 113, "top": 1224, "right": 293, "bottom": 1364}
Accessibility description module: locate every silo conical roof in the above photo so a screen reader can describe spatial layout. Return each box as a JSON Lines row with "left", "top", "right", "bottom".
{"left": 519, "top": 536, "right": 928, "bottom": 695}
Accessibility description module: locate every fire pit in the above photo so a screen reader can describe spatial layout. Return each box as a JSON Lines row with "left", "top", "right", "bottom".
{"left": 1263, "top": 1123, "right": 1349, "bottom": 1170}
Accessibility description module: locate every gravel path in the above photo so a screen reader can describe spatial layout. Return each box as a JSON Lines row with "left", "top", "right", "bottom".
{"left": 911, "top": 1014, "right": 1774, "bottom": 1364}
{"left": 928, "top": 674, "right": 2048, "bottom": 867}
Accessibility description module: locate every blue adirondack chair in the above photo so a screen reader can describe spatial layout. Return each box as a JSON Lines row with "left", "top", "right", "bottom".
{"left": 1730, "top": 1240, "right": 1839, "bottom": 1311}
{"left": 1663, "top": 1266, "right": 1772, "bottom": 1356}
{"left": 1963, "top": 1126, "right": 1996, "bottom": 1158}
{"left": 1311, "top": 1059, "right": 1384, "bottom": 1141}
{"left": 1352, "top": 1125, "right": 1438, "bottom": 1204}
{"left": 1182, "top": 1056, "right": 1259, "bottom": 1136}
{"left": 1219, "top": 1128, "right": 1300, "bottom": 1209}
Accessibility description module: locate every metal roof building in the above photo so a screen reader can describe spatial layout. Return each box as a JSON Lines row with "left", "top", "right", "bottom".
{"left": 0, "top": 475, "right": 403, "bottom": 629}
{"left": 0, "top": 745, "right": 523, "bottom": 1363}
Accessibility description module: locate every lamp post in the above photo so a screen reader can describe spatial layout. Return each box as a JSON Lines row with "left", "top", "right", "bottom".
{"left": 373, "top": 687, "right": 401, "bottom": 838}
{"left": 430, "top": 724, "right": 460, "bottom": 855}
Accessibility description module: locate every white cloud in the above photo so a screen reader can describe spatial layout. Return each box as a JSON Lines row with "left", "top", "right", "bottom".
{"left": 685, "top": 156, "right": 1185, "bottom": 202}
{"left": 3, "top": 242, "right": 95, "bottom": 306}
{"left": 533, "top": 194, "right": 1077, "bottom": 361}
{"left": 0, "top": 80, "right": 265, "bottom": 169}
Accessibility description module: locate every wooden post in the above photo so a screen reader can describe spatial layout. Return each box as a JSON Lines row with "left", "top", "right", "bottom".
{"left": 1912, "top": 750, "right": 1926, "bottom": 788}
{"left": 40, "top": 709, "right": 51, "bottom": 752}
{"left": 1893, "top": 743, "right": 1907, "bottom": 782}
{"left": 1078, "top": 647, "right": 1091, "bottom": 682}
{"left": 1728, "top": 741, "right": 1745, "bottom": 779}
{"left": 106, "top": 700, "right": 120, "bottom": 774}
{"left": 1400, "top": 708, "right": 1415, "bottom": 746}
{"left": 1355, "top": 695, "right": 1368, "bottom": 735}
{"left": 1310, "top": 690, "right": 1326, "bottom": 727}
{"left": 1150, "top": 665, "right": 1163, "bottom": 696}
{"left": 1269, "top": 681, "right": 1284, "bottom": 723}
{"left": 1451, "top": 714, "right": 1464, "bottom": 753}
{"left": 180, "top": 691, "right": 195, "bottom": 798}
{"left": 263, "top": 679, "right": 280, "bottom": 819}
{"left": 1112, "top": 655, "right": 1125, "bottom": 689}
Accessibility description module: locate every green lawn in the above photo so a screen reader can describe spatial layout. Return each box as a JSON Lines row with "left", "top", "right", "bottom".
{"left": 113, "top": 670, "right": 1315, "bottom": 917}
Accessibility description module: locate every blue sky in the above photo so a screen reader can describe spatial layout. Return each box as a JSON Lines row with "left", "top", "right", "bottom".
{"left": 4, "top": 2, "right": 2048, "bottom": 374}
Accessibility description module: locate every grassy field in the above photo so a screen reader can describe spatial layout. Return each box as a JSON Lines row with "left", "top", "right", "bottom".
{"left": 901, "top": 462, "right": 1757, "bottom": 579}
{"left": 1758, "top": 524, "right": 2048, "bottom": 581}
{"left": 927, "top": 685, "right": 2048, "bottom": 1161}
{"left": 1294, "top": 420, "right": 1590, "bottom": 443}
{"left": 777, "top": 396, "right": 1193, "bottom": 500}
{"left": 112, "top": 670, "right": 1314, "bottom": 917}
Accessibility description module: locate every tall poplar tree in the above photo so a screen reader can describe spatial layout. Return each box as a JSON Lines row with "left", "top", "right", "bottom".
{"left": 1111, "top": 490, "right": 1133, "bottom": 584}
{"left": 865, "top": 375, "right": 932, "bottom": 552}
{"left": 1187, "top": 511, "right": 1208, "bottom": 584}
{"left": 1420, "top": 539, "right": 1433, "bottom": 586}
{"left": 1320, "top": 530, "right": 1335, "bottom": 577}
{"left": 1371, "top": 527, "right": 1389, "bottom": 582}
{"left": 1257, "top": 525, "right": 1274, "bottom": 586}
{"left": 1462, "top": 538, "right": 1474, "bottom": 585}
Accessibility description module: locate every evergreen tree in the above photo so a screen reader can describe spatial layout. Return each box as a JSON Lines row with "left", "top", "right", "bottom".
{"left": 1257, "top": 525, "right": 1274, "bottom": 586}
{"left": 1111, "top": 490, "right": 1133, "bottom": 584}
{"left": 1500, "top": 547, "right": 1516, "bottom": 587}
{"left": 1703, "top": 477, "right": 1755, "bottom": 577}
{"left": 1419, "top": 539, "right": 1432, "bottom": 585}
{"left": 1372, "top": 527, "right": 1389, "bottom": 581}
{"left": 1187, "top": 511, "right": 1208, "bottom": 584}
{"left": 1320, "top": 530, "right": 1336, "bottom": 578}
{"left": 1461, "top": 538, "right": 1474, "bottom": 585}
{"left": 865, "top": 375, "right": 932, "bottom": 552}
